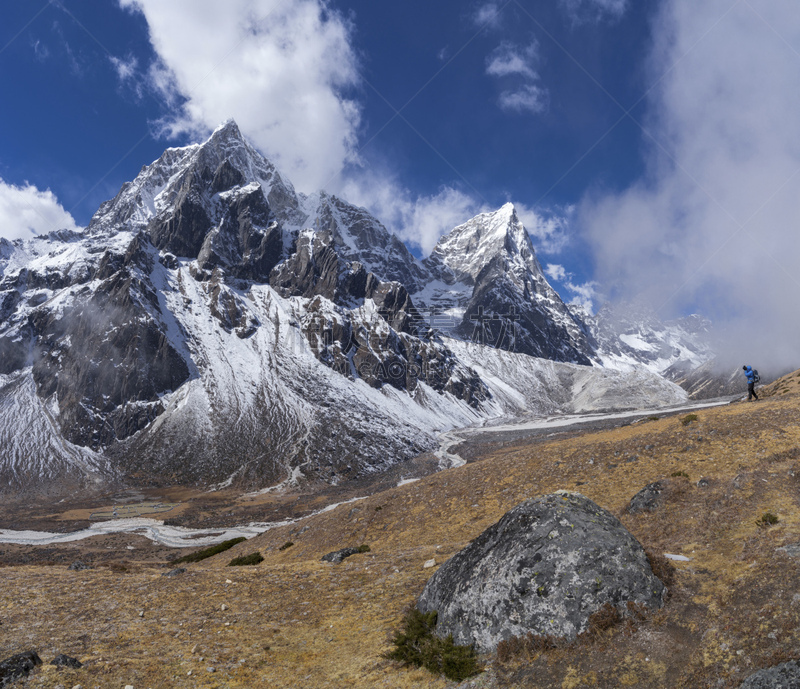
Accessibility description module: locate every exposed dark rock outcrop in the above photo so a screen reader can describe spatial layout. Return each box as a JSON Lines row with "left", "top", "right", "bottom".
{"left": 269, "top": 230, "right": 340, "bottom": 300}
{"left": 148, "top": 180, "right": 212, "bottom": 258}
{"left": 456, "top": 254, "right": 593, "bottom": 364}
{"left": 196, "top": 183, "right": 283, "bottom": 281}
{"left": 626, "top": 481, "right": 667, "bottom": 514}
{"left": 163, "top": 567, "right": 187, "bottom": 578}
{"left": 50, "top": 654, "right": 82, "bottom": 669}
{"left": 0, "top": 651, "right": 42, "bottom": 686}
{"left": 417, "top": 492, "right": 666, "bottom": 652}
{"left": 737, "top": 660, "right": 800, "bottom": 688}
{"left": 321, "top": 546, "right": 369, "bottom": 563}
{"left": 300, "top": 293, "right": 490, "bottom": 405}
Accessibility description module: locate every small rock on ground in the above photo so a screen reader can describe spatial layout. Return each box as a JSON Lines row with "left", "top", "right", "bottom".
{"left": 626, "top": 481, "right": 666, "bottom": 514}
{"left": 321, "top": 547, "right": 363, "bottom": 563}
{"left": 50, "top": 654, "right": 82, "bottom": 669}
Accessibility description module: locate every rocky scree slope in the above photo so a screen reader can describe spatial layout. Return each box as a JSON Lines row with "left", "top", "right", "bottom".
{"left": 0, "top": 121, "right": 687, "bottom": 493}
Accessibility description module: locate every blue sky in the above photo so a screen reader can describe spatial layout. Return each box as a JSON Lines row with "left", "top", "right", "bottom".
{"left": 2, "top": 0, "right": 800, "bottom": 366}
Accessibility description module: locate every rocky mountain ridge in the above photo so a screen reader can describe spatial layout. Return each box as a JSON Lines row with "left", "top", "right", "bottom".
{"left": 0, "top": 121, "right": 702, "bottom": 494}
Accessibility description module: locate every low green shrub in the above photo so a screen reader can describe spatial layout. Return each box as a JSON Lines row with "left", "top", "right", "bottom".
{"left": 756, "top": 512, "right": 779, "bottom": 528}
{"left": 228, "top": 552, "right": 265, "bottom": 566}
{"left": 386, "top": 608, "right": 481, "bottom": 682}
{"left": 671, "top": 470, "right": 689, "bottom": 478}
{"left": 174, "top": 537, "right": 247, "bottom": 564}
{"left": 680, "top": 414, "right": 698, "bottom": 426}
{"left": 278, "top": 541, "right": 294, "bottom": 551}
{"left": 357, "top": 544, "right": 371, "bottom": 553}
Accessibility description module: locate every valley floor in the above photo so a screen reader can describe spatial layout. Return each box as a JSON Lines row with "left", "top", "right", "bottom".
{"left": 2, "top": 372, "right": 800, "bottom": 688}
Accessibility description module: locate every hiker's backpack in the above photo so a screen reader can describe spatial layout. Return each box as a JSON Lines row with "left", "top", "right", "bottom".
{"left": 753, "top": 369, "right": 761, "bottom": 383}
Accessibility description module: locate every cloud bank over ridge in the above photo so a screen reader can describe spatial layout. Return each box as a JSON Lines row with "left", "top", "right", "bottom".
{"left": 0, "top": 180, "right": 80, "bottom": 240}
{"left": 580, "top": 0, "right": 800, "bottom": 370}
{"left": 119, "top": 0, "right": 361, "bottom": 193}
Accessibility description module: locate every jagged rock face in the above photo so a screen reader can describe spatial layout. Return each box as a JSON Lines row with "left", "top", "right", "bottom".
{"left": 299, "top": 293, "right": 489, "bottom": 404}
{"left": 458, "top": 254, "right": 593, "bottom": 364}
{"left": 270, "top": 229, "right": 341, "bottom": 301}
{"left": 24, "top": 235, "right": 190, "bottom": 448}
{"left": 313, "top": 193, "right": 428, "bottom": 294}
{"left": 148, "top": 175, "right": 214, "bottom": 257}
{"left": 417, "top": 492, "right": 666, "bottom": 652}
{"left": 88, "top": 120, "right": 298, "bottom": 278}
{"left": 197, "top": 185, "right": 283, "bottom": 282}
{"left": 418, "top": 205, "right": 594, "bottom": 364}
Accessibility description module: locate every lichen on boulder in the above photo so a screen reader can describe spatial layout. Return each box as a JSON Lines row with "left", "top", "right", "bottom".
{"left": 737, "top": 660, "right": 800, "bottom": 688}
{"left": 416, "top": 492, "right": 666, "bottom": 652}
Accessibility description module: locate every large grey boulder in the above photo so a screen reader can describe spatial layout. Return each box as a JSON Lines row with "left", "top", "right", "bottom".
{"left": 416, "top": 492, "right": 666, "bottom": 652}
{"left": 737, "top": 660, "right": 800, "bottom": 688}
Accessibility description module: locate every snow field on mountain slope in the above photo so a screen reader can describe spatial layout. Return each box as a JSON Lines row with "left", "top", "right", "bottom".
{"left": 596, "top": 326, "right": 711, "bottom": 376}
{"left": 569, "top": 365, "right": 687, "bottom": 412}
{"left": 0, "top": 371, "right": 109, "bottom": 482}
{"left": 447, "top": 338, "right": 687, "bottom": 416}
{"left": 149, "top": 267, "right": 485, "bottom": 486}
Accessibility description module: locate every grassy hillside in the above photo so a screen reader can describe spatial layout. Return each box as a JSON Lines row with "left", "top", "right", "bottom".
{"left": 2, "top": 371, "right": 800, "bottom": 688}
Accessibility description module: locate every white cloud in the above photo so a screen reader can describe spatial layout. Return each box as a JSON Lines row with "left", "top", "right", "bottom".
{"left": 341, "top": 173, "right": 486, "bottom": 256}
{"left": 486, "top": 42, "right": 539, "bottom": 79}
{"left": 109, "top": 55, "right": 138, "bottom": 81}
{"left": 472, "top": 2, "right": 504, "bottom": 29}
{"left": 580, "top": 0, "right": 800, "bottom": 369}
{"left": 0, "top": 180, "right": 80, "bottom": 241}
{"left": 541, "top": 262, "right": 596, "bottom": 312}
{"left": 31, "top": 39, "right": 49, "bottom": 61}
{"left": 497, "top": 84, "right": 549, "bottom": 113}
{"left": 516, "top": 203, "right": 572, "bottom": 253}
{"left": 545, "top": 263, "right": 567, "bottom": 281}
{"left": 564, "top": 280, "right": 597, "bottom": 313}
{"left": 485, "top": 42, "right": 548, "bottom": 114}
{"left": 560, "top": 0, "right": 628, "bottom": 22}
{"left": 119, "top": 0, "right": 361, "bottom": 193}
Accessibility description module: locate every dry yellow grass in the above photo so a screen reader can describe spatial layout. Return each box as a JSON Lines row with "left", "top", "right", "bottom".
{"left": 3, "top": 370, "right": 800, "bottom": 688}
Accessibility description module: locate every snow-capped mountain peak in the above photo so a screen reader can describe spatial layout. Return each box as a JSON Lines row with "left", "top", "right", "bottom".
{"left": 425, "top": 202, "right": 539, "bottom": 286}
{"left": 86, "top": 118, "right": 303, "bottom": 244}
{"left": 412, "top": 203, "right": 593, "bottom": 364}
{"left": 0, "top": 121, "right": 708, "bottom": 495}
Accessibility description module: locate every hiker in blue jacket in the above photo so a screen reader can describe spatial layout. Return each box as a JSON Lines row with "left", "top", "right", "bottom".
{"left": 743, "top": 365, "right": 759, "bottom": 401}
